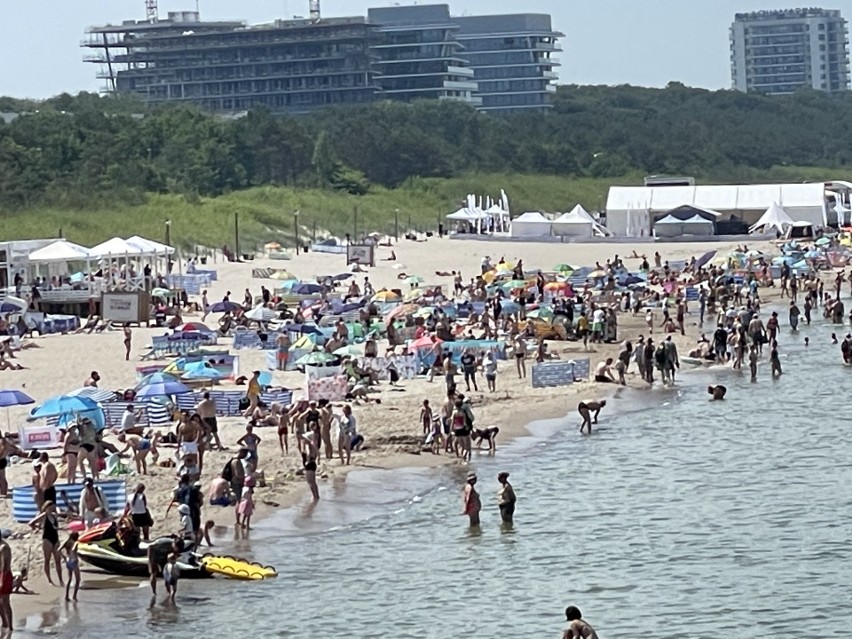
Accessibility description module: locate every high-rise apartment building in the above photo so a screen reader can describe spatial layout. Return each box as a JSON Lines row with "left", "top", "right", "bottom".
{"left": 730, "top": 8, "right": 850, "bottom": 95}
{"left": 453, "top": 14, "right": 562, "bottom": 113}
{"left": 82, "top": 4, "right": 560, "bottom": 114}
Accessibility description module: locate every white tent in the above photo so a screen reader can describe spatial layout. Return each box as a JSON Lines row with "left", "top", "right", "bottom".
{"left": 784, "top": 220, "right": 815, "bottom": 240}
{"left": 27, "top": 240, "right": 91, "bottom": 263}
{"left": 510, "top": 212, "right": 552, "bottom": 238}
{"left": 552, "top": 210, "right": 594, "bottom": 238}
{"left": 126, "top": 236, "right": 175, "bottom": 255}
{"left": 653, "top": 215, "right": 686, "bottom": 238}
{"left": 606, "top": 183, "right": 827, "bottom": 236}
{"left": 749, "top": 203, "right": 795, "bottom": 235}
{"left": 90, "top": 237, "right": 146, "bottom": 258}
{"left": 680, "top": 214, "right": 715, "bottom": 236}
{"left": 447, "top": 208, "right": 476, "bottom": 221}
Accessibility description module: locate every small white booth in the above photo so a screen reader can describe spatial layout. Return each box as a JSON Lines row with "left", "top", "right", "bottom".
{"left": 510, "top": 212, "right": 552, "bottom": 238}
{"left": 552, "top": 205, "right": 598, "bottom": 238}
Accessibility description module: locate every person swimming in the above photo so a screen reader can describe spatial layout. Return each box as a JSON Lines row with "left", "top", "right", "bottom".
{"left": 707, "top": 385, "right": 727, "bottom": 400}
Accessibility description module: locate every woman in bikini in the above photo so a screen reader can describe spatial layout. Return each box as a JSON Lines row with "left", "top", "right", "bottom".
{"left": 28, "top": 502, "right": 64, "bottom": 586}
{"left": 123, "top": 324, "right": 132, "bottom": 361}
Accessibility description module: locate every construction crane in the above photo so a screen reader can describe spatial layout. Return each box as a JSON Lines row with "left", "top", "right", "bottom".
{"left": 145, "top": 0, "right": 159, "bottom": 22}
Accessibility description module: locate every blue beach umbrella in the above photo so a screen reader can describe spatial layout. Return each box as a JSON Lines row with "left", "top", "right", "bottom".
{"left": 0, "top": 389, "right": 35, "bottom": 428}
{"left": 137, "top": 372, "right": 180, "bottom": 388}
{"left": 57, "top": 408, "right": 106, "bottom": 432}
{"left": 136, "top": 380, "right": 191, "bottom": 399}
{"left": 293, "top": 283, "right": 323, "bottom": 295}
{"left": 209, "top": 301, "right": 241, "bottom": 314}
{"left": 0, "top": 390, "right": 34, "bottom": 408}
{"left": 30, "top": 395, "right": 98, "bottom": 419}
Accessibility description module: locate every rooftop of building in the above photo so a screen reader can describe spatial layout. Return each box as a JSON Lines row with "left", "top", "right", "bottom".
{"left": 734, "top": 7, "right": 844, "bottom": 21}
{"left": 453, "top": 13, "right": 561, "bottom": 36}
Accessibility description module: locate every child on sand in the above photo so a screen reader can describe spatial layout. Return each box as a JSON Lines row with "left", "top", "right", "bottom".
{"left": 236, "top": 484, "right": 255, "bottom": 530}
{"left": 61, "top": 532, "right": 81, "bottom": 601}
{"left": 419, "top": 400, "right": 433, "bottom": 435}
{"left": 11, "top": 568, "right": 31, "bottom": 594}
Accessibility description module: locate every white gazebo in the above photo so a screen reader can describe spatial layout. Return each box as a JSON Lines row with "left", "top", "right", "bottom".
{"left": 126, "top": 236, "right": 175, "bottom": 256}
{"left": 27, "top": 240, "right": 91, "bottom": 263}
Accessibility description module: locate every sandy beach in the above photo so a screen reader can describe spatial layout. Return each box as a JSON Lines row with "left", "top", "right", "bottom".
{"left": 0, "top": 235, "right": 780, "bottom": 622}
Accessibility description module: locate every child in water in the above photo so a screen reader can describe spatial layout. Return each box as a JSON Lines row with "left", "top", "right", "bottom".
{"left": 61, "top": 532, "right": 81, "bottom": 601}
{"left": 163, "top": 553, "right": 179, "bottom": 602}
{"left": 236, "top": 485, "right": 255, "bottom": 530}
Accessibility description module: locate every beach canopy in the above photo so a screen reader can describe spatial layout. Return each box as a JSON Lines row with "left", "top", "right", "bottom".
{"left": 749, "top": 203, "right": 795, "bottom": 235}
{"left": 89, "top": 237, "right": 145, "bottom": 258}
{"left": 27, "top": 240, "right": 91, "bottom": 263}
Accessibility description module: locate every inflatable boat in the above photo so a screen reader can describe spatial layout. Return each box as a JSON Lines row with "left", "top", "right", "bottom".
{"left": 199, "top": 554, "right": 278, "bottom": 580}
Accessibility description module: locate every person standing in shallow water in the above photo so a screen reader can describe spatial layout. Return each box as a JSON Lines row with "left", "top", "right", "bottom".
{"left": 462, "top": 472, "right": 481, "bottom": 527}
{"left": 769, "top": 340, "right": 782, "bottom": 377}
{"left": 497, "top": 472, "right": 515, "bottom": 524}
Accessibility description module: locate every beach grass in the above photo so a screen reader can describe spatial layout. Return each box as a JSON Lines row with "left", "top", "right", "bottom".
{"left": 0, "top": 167, "right": 840, "bottom": 251}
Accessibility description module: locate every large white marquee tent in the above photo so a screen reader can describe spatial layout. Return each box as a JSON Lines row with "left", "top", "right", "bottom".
{"left": 606, "top": 183, "right": 828, "bottom": 237}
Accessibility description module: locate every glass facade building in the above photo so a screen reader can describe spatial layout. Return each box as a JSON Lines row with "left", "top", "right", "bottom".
{"left": 453, "top": 14, "right": 562, "bottom": 112}
{"left": 368, "top": 6, "right": 480, "bottom": 106}
{"left": 730, "top": 8, "right": 850, "bottom": 95}
{"left": 83, "top": 5, "right": 561, "bottom": 114}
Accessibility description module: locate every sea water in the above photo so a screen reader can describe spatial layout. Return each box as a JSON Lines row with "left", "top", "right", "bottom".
{"left": 23, "top": 312, "right": 852, "bottom": 639}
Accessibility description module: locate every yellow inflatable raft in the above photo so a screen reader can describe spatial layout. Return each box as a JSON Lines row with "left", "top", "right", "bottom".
{"left": 200, "top": 554, "right": 278, "bottom": 580}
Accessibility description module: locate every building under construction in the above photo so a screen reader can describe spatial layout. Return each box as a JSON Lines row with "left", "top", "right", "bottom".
{"left": 82, "top": 3, "right": 561, "bottom": 114}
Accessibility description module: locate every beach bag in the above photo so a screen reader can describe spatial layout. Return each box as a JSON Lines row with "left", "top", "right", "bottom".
{"left": 238, "top": 396, "right": 250, "bottom": 411}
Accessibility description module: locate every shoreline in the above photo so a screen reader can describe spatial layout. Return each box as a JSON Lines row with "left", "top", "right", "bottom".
{"left": 0, "top": 237, "right": 791, "bottom": 631}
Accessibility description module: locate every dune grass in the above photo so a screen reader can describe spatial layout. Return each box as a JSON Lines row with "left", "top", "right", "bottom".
{"left": 0, "top": 167, "right": 842, "bottom": 250}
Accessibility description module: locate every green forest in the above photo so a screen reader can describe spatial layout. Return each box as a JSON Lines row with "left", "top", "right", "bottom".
{"left": 0, "top": 83, "right": 849, "bottom": 248}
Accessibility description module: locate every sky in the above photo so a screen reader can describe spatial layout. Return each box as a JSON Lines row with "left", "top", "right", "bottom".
{"left": 2, "top": 0, "right": 852, "bottom": 98}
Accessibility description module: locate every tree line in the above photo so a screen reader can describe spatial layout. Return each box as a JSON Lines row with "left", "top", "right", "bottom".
{"left": 1, "top": 83, "right": 851, "bottom": 211}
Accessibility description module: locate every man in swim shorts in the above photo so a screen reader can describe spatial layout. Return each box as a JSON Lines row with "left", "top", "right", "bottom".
{"left": 39, "top": 452, "right": 58, "bottom": 506}
{"left": 195, "top": 392, "right": 224, "bottom": 451}
{"left": 0, "top": 536, "right": 12, "bottom": 631}
{"left": 577, "top": 400, "right": 606, "bottom": 434}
